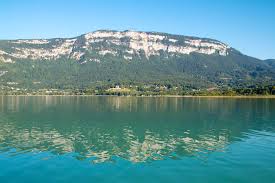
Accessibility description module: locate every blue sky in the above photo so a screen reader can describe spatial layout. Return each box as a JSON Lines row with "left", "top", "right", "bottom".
{"left": 0, "top": 0, "right": 274, "bottom": 59}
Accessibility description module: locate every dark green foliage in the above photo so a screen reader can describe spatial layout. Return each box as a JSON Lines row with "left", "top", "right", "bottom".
{"left": 0, "top": 51, "right": 274, "bottom": 91}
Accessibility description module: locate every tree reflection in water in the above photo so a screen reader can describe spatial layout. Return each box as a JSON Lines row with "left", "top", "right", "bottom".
{"left": 0, "top": 96, "right": 274, "bottom": 163}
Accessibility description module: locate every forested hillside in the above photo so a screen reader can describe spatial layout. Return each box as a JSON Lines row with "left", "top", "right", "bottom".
{"left": 0, "top": 30, "right": 274, "bottom": 95}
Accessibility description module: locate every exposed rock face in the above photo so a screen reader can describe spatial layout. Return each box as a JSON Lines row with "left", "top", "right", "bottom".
{"left": 0, "top": 30, "right": 230, "bottom": 63}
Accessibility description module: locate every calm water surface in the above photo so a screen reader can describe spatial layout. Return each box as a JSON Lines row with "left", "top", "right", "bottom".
{"left": 0, "top": 96, "right": 274, "bottom": 183}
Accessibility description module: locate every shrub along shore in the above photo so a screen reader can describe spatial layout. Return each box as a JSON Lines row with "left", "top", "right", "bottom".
{"left": 1, "top": 85, "right": 274, "bottom": 96}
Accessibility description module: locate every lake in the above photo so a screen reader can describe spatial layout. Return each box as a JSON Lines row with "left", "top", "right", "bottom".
{"left": 0, "top": 96, "right": 274, "bottom": 183}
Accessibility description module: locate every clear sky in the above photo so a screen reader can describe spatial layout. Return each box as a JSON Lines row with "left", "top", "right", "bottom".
{"left": 0, "top": 0, "right": 274, "bottom": 59}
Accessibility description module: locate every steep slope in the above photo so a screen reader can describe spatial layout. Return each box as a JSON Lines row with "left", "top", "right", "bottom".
{"left": 264, "top": 59, "right": 275, "bottom": 68}
{"left": 0, "top": 30, "right": 230, "bottom": 62}
{"left": 0, "top": 30, "right": 274, "bottom": 89}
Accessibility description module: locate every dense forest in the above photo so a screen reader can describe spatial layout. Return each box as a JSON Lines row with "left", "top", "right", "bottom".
{"left": 0, "top": 55, "right": 274, "bottom": 96}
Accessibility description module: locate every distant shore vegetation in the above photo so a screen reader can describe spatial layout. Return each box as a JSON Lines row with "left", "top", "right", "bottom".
{"left": 1, "top": 84, "right": 274, "bottom": 96}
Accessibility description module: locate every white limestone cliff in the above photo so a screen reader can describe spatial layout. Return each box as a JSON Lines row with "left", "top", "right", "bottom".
{"left": 0, "top": 30, "right": 230, "bottom": 63}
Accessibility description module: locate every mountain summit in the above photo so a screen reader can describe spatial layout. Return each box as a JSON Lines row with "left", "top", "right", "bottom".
{"left": 0, "top": 30, "right": 231, "bottom": 63}
{"left": 0, "top": 30, "right": 274, "bottom": 90}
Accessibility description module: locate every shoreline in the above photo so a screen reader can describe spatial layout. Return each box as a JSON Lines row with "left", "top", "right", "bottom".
{"left": 1, "top": 95, "right": 275, "bottom": 98}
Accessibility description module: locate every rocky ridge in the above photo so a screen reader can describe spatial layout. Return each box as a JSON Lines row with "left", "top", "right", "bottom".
{"left": 0, "top": 30, "right": 230, "bottom": 63}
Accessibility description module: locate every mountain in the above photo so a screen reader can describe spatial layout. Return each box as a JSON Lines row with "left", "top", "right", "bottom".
{"left": 264, "top": 59, "right": 275, "bottom": 68}
{"left": 0, "top": 30, "right": 274, "bottom": 91}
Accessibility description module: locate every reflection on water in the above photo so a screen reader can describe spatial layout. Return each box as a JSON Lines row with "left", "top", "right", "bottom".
{"left": 0, "top": 96, "right": 274, "bottom": 163}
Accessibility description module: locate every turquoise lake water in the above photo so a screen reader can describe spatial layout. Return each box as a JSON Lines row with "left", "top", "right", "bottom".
{"left": 0, "top": 96, "right": 274, "bottom": 183}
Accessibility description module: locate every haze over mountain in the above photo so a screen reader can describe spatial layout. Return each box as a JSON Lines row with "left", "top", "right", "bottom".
{"left": 0, "top": 30, "right": 274, "bottom": 90}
